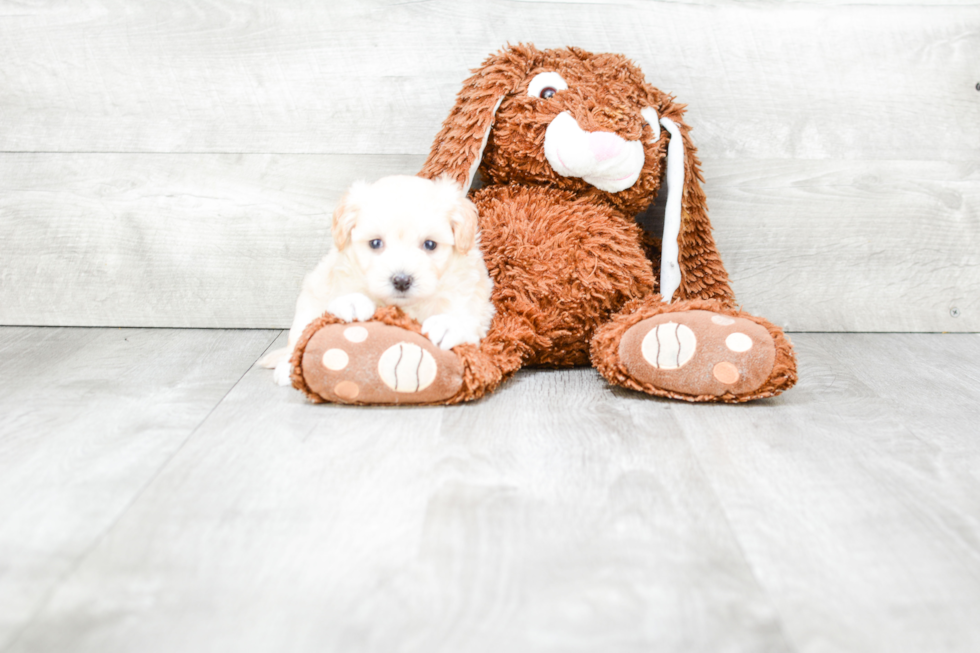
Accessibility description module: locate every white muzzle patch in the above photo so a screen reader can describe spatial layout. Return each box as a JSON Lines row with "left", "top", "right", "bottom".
{"left": 543, "top": 112, "right": 645, "bottom": 193}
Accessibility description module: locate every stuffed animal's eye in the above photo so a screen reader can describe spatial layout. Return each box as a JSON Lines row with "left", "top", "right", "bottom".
{"left": 369, "top": 239, "right": 383, "bottom": 250}
{"left": 422, "top": 240, "right": 437, "bottom": 251}
{"left": 527, "top": 72, "right": 568, "bottom": 99}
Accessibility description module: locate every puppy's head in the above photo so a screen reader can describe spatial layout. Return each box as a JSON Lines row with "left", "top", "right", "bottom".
{"left": 332, "top": 174, "right": 478, "bottom": 306}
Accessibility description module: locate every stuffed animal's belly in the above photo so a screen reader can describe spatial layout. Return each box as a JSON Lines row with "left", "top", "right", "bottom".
{"left": 473, "top": 185, "right": 657, "bottom": 366}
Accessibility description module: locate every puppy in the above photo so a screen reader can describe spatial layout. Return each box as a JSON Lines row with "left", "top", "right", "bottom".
{"left": 259, "top": 175, "right": 495, "bottom": 386}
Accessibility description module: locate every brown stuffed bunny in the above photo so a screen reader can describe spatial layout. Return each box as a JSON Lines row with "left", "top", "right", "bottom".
{"left": 290, "top": 44, "right": 797, "bottom": 404}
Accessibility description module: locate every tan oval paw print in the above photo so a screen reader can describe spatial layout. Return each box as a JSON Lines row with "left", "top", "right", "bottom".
{"left": 377, "top": 343, "right": 438, "bottom": 393}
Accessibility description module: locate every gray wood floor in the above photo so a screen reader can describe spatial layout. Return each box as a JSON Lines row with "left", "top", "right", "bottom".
{"left": 1, "top": 328, "right": 978, "bottom": 653}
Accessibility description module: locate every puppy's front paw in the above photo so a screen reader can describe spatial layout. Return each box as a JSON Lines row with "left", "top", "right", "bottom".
{"left": 327, "top": 293, "right": 377, "bottom": 323}
{"left": 273, "top": 359, "right": 293, "bottom": 386}
{"left": 421, "top": 314, "right": 481, "bottom": 351}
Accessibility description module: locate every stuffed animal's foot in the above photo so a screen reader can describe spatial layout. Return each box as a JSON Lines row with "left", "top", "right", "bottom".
{"left": 292, "top": 321, "right": 464, "bottom": 405}
{"left": 593, "top": 303, "right": 797, "bottom": 403}
{"left": 620, "top": 310, "right": 775, "bottom": 399}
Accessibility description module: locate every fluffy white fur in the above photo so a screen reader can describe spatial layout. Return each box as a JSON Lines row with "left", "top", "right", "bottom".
{"left": 258, "top": 175, "right": 495, "bottom": 386}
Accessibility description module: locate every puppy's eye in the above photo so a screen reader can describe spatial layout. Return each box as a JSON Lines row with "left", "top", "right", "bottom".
{"left": 422, "top": 240, "right": 437, "bottom": 251}
{"left": 369, "top": 239, "right": 383, "bottom": 250}
{"left": 540, "top": 87, "right": 557, "bottom": 99}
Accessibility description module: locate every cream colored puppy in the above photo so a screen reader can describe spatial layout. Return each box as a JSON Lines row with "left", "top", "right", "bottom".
{"left": 259, "top": 175, "right": 495, "bottom": 386}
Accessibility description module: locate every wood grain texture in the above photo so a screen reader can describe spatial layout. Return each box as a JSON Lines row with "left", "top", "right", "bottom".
{"left": 679, "top": 333, "right": 980, "bottom": 653}
{"left": 1, "top": 154, "right": 976, "bottom": 331}
{"left": 4, "top": 332, "right": 792, "bottom": 653}
{"left": 0, "top": 1, "right": 977, "bottom": 161}
{"left": 2, "top": 331, "right": 979, "bottom": 652}
{"left": 703, "top": 160, "right": 980, "bottom": 331}
{"left": 0, "top": 153, "right": 425, "bottom": 328}
{"left": 0, "top": 1, "right": 977, "bottom": 330}
{"left": 0, "top": 326, "right": 278, "bottom": 651}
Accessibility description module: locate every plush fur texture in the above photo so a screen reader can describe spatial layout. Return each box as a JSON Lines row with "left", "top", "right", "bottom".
{"left": 293, "top": 44, "right": 797, "bottom": 404}
{"left": 420, "top": 44, "right": 734, "bottom": 304}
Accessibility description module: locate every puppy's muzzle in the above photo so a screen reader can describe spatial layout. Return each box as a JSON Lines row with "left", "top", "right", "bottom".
{"left": 391, "top": 273, "right": 413, "bottom": 292}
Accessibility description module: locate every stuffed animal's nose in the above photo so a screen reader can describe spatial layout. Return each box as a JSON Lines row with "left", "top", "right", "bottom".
{"left": 391, "top": 273, "right": 413, "bottom": 292}
{"left": 589, "top": 131, "right": 625, "bottom": 161}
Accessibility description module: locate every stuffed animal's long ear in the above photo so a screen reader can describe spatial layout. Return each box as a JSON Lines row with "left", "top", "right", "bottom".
{"left": 653, "top": 104, "right": 735, "bottom": 306}
{"left": 419, "top": 45, "right": 535, "bottom": 189}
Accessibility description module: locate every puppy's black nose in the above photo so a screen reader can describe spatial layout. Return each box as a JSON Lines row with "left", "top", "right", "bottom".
{"left": 391, "top": 273, "right": 413, "bottom": 292}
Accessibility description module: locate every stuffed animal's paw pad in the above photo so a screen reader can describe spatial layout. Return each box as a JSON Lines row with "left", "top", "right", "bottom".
{"left": 296, "top": 321, "right": 463, "bottom": 404}
{"left": 377, "top": 343, "right": 438, "bottom": 393}
{"left": 620, "top": 310, "right": 776, "bottom": 398}
{"left": 638, "top": 321, "right": 697, "bottom": 369}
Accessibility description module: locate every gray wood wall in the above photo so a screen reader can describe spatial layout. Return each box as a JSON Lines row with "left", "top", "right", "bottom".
{"left": 1, "top": 0, "right": 977, "bottom": 331}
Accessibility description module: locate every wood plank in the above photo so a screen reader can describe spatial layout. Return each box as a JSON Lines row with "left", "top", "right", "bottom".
{"left": 2, "top": 154, "right": 976, "bottom": 331}
{"left": 527, "top": 0, "right": 980, "bottom": 4}
{"left": 703, "top": 160, "right": 980, "bottom": 332}
{"left": 4, "top": 332, "right": 792, "bottom": 653}
{"left": 673, "top": 333, "right": 980, "bottom": 653}
{"left": 0, "top": 326, "right": 278, "bottom": 651}
{"left": 0, "top": 1, "right": 976, "bottom": 161}
{"left": 0, "top": 153, "right": 425, "bottom": 328}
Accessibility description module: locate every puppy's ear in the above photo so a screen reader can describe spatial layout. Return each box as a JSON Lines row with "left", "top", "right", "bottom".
{"left": 419, "top": 44, "right": 538, "bottom": 190}
{"left": 451, "top": 199, "right": 479, "bottom": 254}
{"left": 435, "top": 175, "right": 479, "bottom": 254}
{"left": 331, "top": 182, "right": 367, "bottom": 250}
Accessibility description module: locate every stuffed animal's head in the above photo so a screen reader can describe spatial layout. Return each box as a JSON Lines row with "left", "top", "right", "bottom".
{"left": 420, "top": 43, "right": 709, "bottom": 303}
